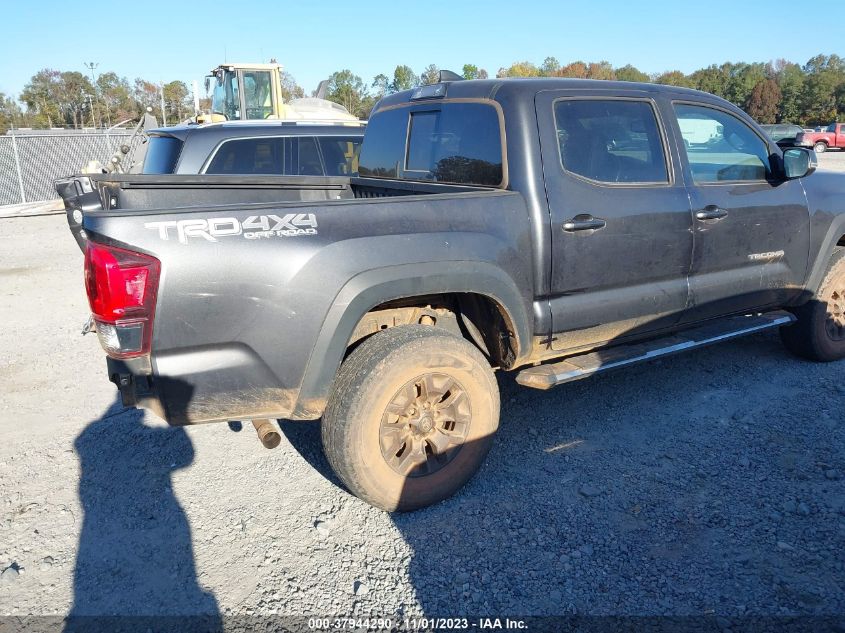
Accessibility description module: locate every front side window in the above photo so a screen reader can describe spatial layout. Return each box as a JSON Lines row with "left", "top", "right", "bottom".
{"left": 674, "top": 104, "right": 771, "bottom": 183}
{"left": 359, "top": 102, "right": 504, "bottom": 186}
{"left": 554, "top": 99, "right": 669, "bottom": 184}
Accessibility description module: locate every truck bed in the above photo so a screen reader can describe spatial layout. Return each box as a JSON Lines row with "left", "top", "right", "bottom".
{"left": 61, "top": 172, "right": 533, "bottom": 424}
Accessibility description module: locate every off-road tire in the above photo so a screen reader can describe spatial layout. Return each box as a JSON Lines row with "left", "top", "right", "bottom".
{"left": 781, "top": 247, "right": 845, "bottom": 361}
{"left": 322, "top": 325, "right": 499, "bottom": 511}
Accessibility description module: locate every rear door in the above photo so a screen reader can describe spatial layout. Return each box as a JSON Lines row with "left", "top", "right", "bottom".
{"left": 535, "top": 89, "right": 694, "bottom": 351}
{"left": 671, "top": 101, "right": 810, "bottom": 321}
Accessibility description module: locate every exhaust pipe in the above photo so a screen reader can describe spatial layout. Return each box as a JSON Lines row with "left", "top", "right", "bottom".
{"left": 252, "top": 419, "right": 281, "bottom": 449}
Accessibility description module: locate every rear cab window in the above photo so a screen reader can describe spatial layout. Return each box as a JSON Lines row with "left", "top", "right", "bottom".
{"left": 358, "top": 102, "right": 505, "bottom": 187}
{"left": 142, "top": 135, "right": 183, "bottom": 174}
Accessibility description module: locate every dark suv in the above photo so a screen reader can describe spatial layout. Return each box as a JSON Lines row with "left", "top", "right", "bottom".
{"left": 142, "top": 120, "right": 366, "bottom": 176}
{"left": 760, "top": 123, "right": 805, "bottom": 148}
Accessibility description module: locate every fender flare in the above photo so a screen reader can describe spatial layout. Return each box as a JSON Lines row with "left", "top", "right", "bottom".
{"left": 291, "top": 261, "right": 532, "bottom": 419}
{"left": 804, "top": 214, "right": 845, "bottom": 296}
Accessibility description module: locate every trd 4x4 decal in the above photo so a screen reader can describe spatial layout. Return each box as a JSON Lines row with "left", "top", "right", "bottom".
{"left": 144, "top": 214, "right": 318, "bottom": 244}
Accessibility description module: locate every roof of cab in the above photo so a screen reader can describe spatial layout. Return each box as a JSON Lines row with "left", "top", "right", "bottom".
{"left": 373, "top": 77, "right": 733, "bottom": 113}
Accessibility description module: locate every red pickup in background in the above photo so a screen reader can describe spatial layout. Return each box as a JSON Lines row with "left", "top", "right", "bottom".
{"left": 796, "top": 122, "right": 845, "bottom": 153}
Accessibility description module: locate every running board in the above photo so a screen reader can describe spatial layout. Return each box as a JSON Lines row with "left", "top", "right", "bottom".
{"left": 516, "top": 311, "right": 795, "bottom": 390}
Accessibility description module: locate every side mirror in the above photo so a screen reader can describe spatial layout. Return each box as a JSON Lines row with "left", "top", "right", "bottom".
{"left": 783, "top": 148, "right": 817, "bottom": 179}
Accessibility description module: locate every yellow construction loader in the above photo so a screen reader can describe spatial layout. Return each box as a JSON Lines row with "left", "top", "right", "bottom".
{"left": 200, "top": 62, "right": 359, "bottom": 124}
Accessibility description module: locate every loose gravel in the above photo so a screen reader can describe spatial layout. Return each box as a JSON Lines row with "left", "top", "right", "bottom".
{"left": 1, "top": 159, "right": 844, "bottom": 619}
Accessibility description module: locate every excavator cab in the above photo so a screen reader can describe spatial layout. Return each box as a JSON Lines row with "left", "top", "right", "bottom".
{"left": 204, "top": 63, "right": 282, "bottom": 122}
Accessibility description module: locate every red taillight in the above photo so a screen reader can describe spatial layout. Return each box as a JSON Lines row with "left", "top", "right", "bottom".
{"left": 84, "top": 242, "right": 160, "bottom": 358}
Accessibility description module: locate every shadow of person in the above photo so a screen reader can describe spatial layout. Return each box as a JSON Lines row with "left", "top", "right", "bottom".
{"left": 66, "top": 397, "right": 221, "bottom": 632}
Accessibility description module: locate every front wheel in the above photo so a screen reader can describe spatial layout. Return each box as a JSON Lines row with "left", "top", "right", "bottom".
{"left": 781, "top": 247, "right": 845, "bottom": 361}
{"left": 322, "top": 325, "right": 499, "bottom": 511}
{"left": 814, "top": 141, "right": 828, "bottom": 154}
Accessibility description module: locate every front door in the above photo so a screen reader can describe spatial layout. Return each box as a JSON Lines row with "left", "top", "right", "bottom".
{"left": 536, "top": 90, "right": 694, "bottom": 352}
{"left": 671, "top": 102, "right": 810, "bottom": 322}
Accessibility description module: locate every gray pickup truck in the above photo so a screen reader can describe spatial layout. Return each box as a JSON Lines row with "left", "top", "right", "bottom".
{"left": 58, "top": 78, "right": 845, "bottom": 511}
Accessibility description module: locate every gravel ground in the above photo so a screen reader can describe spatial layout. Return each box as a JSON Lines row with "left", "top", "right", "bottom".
{"left": 1, "top": 159, "right": 845, "bottom": 622}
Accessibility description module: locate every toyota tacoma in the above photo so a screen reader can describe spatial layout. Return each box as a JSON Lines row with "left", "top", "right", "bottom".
{"left": 58, "top": 77, "right": 845, "bottom": 511}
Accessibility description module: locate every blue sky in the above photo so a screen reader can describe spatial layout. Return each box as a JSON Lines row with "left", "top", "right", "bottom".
{"left": 2, "top": 0, "right": 843, "bottom": 99}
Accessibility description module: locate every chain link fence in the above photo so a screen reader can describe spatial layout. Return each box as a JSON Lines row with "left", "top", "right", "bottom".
{"left": 0, "top": 130, "right": 137, "bottom": 206}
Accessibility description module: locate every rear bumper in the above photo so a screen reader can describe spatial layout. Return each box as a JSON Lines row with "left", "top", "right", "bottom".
{"left": 105, "top": 355, "right": 301, "bottom": 425}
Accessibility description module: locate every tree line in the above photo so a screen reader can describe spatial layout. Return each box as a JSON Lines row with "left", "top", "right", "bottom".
{"left": 0, "top": 69, "right": 199, "bottom": 132}
{"left": 327, "top": 55, "right": 845, "bottom": 126}
{"left": 2, "top": 54, "right": 843, "bottom": 134}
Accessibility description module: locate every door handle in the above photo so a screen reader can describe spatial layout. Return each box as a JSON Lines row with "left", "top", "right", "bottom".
{"left": 563, "top": 215, "right": 607, "bottom": 232}
{"left": 695, "top": 206, "right": 728, "bottom": 221}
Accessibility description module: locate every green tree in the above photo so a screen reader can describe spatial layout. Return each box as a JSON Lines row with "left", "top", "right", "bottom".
{"left": 326, "top": 69, "right": 370, "bottom": 118}
{"left": 420, "top": 64, "right": 440, "bottom": 86}
{"left": 0, "top": 93, "right": 23, "bottom": 133}
{"left": 772, "top": 60, "right": 804, "bottom": 123}
{"left": 654, "top": 70, "right": 693, "bottom": 87}
{"left": 20, "top": 69, "right": 63, "bottom": 128}
{"left": 162, "top": 80, "right": 190, "bottom": 124}
{"left": 540, "top": 57, "right": 560, "bottom": 76}
{"left": 801, "top": 54, "right": 845, "bottom": 125}
{"left": 57, "top": 71, "right": 96, "bottom": 128}
{"left": 391, "top": 65, "right": 419, "bottom": 92}
{"left": 723, "top": 63, "right": 768, "bottom": 108}
{"left": 745, "top": 79, "right": 781, "bottom": 123}
{"left": 280, "top": 71, "right": 305, "bottom": 103}
{"left": 615, "top": 64, "right": 649, "bottom": 83}
{"left": 837, "top": 82, "right": 845, "bottom": 119}
{"left": 462, "top": 64, "right": 480, "bottom": 80}
{"left": 497, "top": 61, "right": 540, "bottom": 78}
{"left": 689, "top": 64, "right": 730, "bottom": 98}
{"left": 372, "top": 73, "right": 390, "bottom": 96}
{"left": 96, "top": 72, "right": 133, "bottom": 125}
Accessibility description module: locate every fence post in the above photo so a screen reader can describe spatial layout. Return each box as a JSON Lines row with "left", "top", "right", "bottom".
{"left": 9, "top": 130, "right": 26, "bottom": 204}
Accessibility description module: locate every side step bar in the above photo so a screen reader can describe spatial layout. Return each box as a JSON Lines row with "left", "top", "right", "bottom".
{"left": 516, "top": 311, "right": 795, "bottom": 390}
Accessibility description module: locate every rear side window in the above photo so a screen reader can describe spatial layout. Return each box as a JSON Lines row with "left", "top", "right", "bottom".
{"left": 554, "top": 99, "right": 669, "bottom": 184}
{"left": 205, "top": 138, "right": 286, "bottom": 174}
{"left": 318, "top": 136, "right": 363, "bottom": 175}
{"left": 142, "top": 136, "right": 183, "bottom": 174}
{"left": 204, "top": 137, "right": 342, "bottom": 176}
{"left": 359, "top": 102, "right": 503, "bottom": 186}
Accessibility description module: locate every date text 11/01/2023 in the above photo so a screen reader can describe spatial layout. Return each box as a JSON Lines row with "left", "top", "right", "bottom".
{"left": 307, "top": 617, "right": 528, "bottom": 630}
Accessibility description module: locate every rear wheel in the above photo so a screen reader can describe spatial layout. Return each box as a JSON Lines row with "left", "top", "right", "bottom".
{"left": 781, "top": 247, "right": 845, "bottom": 361}
{"left": 322, "top": 325, "right": 499, "bottom": 511}
{"left": 814, "top": 141, "right": 828, "bottom": 154}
